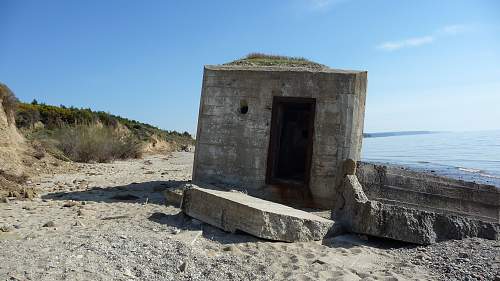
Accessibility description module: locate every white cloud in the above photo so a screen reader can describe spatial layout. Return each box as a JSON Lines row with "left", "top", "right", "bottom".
{"left": 377, "top": 36, "right": 434, "bottom": 51}
{"left": 439, "top": 24, "right": 471, "bottom": 35}
{"left": 377, "top": 24, "right": 471, "bottom": 51}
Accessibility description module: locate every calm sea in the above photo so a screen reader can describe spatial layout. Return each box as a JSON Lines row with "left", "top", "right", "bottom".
{"left": 361, "top": 130, "right": 500, "bottom": 187}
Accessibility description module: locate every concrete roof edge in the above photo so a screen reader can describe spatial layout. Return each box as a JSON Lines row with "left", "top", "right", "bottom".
{"left": 204, "top": 65, "right": 366, "bottom": 74}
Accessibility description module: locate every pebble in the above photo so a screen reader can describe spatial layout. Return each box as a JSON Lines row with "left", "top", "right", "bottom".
{"left": 123, "top": 268, "right": 134, "bottom": 277}
{"left": 222, "top": 245, "right": 242, "bottom": 255}
{"left": 63, "top": 200, "right": 80, "bottom": 208}
{"left": 73, "top": 220, "right": 85, "bottom": 227}
{"left": 178, "top": 261, "right": 188, "bottom": 272}
{"left": 42, "top": 221, "right": 56, "bottom": 227}
{"left": 458, "top": 252, "right": 469, "bottom": 258}
{"left": 0, "top": 225, "right": 13, "bottom": 232}
{"left": 401, "top": 238, "right": 500, "bottom": 280}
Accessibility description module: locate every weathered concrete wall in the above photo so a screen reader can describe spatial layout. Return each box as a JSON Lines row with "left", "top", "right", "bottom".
{"left": 193, "top": 65, "right": 367, "bottom": 208}
{"left": 356, "top": 162, "right": 500, "bottom": 223}
{"left": 333, "top": 175, "right": 499, "bottom": 245}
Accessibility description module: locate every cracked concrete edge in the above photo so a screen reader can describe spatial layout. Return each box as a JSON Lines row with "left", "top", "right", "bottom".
{"left": 333, "top": 175, "right": 500, "bottom": 245}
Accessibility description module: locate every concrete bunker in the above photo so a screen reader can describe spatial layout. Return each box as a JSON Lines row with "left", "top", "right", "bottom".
{"left": 185, "top": 55, "right": 499, "bottom": 244}
{"left": 192, "top": 57, "right": 367, "bottom": 209}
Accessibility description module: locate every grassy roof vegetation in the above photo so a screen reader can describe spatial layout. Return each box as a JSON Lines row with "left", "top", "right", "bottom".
{"left": 224, "top": 53, "right": 328, "bottom": 69}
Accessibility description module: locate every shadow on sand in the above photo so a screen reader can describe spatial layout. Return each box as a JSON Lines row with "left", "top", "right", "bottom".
{"left": 41, "top": 179, "right": 259, "bottom": 244}
{"left": 41, "top": 180, "right": 189, "bottom": 205}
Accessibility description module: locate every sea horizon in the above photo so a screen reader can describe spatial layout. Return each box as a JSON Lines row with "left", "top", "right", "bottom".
{"left": 361, "top": 130, "right": 500, "bottom": 187}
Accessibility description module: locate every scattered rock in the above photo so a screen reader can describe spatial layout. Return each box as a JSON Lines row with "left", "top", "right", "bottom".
{"left": 312, "top": 259, "right": 327, "bottom": 265}
{"left": 398, "top": 237, "right": 500, "bottom": 280}
{"left": 63, "top": 200, "right": 80, "bottom": 207}
{"left": 458, "top": 252, "right": 469, "bottom": 259}
{"left": 22, "top": 205, "right": 34, "bottom": 210}
{"left": 77, "top": 209, "right": 88, "bottom": 216}
{"left": 178, "top": 261, "right": 188, "bottom": 272}
{"left": 123, "top": 267, "right": 134, "bottom": 277}
{"left": 42, "top": 221, "right": 56, "bottom": 227}
{"left": 0, "top": 225, "right": 13, "bottom": 232}
{"left": 222, "top": 245, "right": 242, "bottom": 255}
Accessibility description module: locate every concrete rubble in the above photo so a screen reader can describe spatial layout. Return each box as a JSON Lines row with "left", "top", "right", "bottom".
{"left": 333, "top": 175, "right": 500, "bottom": 245}
{"left": 163, "top": 184, "right": 196, "bottom": 207}
{"left": 181, "top": 185, "right": 335, "bottom": 242}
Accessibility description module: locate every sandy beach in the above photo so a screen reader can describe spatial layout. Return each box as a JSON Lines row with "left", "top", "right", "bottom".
{"left": 1, "top": 152, "right": 498, "bottom": 280}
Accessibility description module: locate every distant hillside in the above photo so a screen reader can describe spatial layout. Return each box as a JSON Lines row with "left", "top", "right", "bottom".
{"left": 364, "top": 131, "right": 436, "bottom": 138}
{"left": 11, "top": 100, "right": 194, "bottom": 163}
{"left": 16, "top": 100, "right": 193, "bottom": 146}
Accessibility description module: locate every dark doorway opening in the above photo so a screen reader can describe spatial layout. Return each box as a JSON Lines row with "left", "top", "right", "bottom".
{"left": 266, "top": 97, "right": 315, "bottom": 189}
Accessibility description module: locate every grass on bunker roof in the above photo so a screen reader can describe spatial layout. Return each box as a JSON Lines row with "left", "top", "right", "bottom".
{"left": 225, "top": 53, "right": 328, "bottom": 69}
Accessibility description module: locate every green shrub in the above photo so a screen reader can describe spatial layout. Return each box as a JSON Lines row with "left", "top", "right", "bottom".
{"left": 15, "top": 101, "right": 195, "bottom": 148}
{"left": 53, "top": 125, "right": 143, "bottom": 163}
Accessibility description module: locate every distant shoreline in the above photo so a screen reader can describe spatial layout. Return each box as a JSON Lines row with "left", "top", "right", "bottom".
{"left": 363, "top": 131, "right": 436, "bottom": 138}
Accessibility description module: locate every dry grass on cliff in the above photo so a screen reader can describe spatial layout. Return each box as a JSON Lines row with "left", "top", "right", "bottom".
{"left": 0, "top": 83, "right": 19, "bottom": 124}
{"left": 52, "top": 125, "right": 143, "bottom": 163}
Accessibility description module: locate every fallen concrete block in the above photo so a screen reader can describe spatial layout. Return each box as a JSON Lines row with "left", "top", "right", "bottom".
{"left": 163, "top": 184, "right": 198, "bottom": 207}
{"left": 333, "top": 175, "right": 500, "bottom": 245}
{"left": 163, "top": 189, "right": 184, "bottom": 207}
{"left": 182, "top": 186, "right": 334, "bottom": 242}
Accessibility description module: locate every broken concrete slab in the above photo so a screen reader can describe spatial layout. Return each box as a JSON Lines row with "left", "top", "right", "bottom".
{"left": 182, "top": 186, "right": 334, "bottom": 242}
{"left": 163, "top": 183, "right": 198, "bottom": 207}
{"left": 333, "top": 175, "right": 500, "bottom": 245}
{"left": 163, "top": 189, "right": 184, "bottom": 207}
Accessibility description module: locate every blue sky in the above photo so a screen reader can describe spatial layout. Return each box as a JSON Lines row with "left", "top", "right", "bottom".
{"left": 1, "top": 0, "right": 499, "bottom": 134}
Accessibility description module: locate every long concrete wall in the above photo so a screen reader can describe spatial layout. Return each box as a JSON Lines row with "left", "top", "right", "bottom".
{"left": 356, "top": 162, "right": 500, "bottom": 223}
{"left": 193, "top": 65, "right": 367, "bottom": 208}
